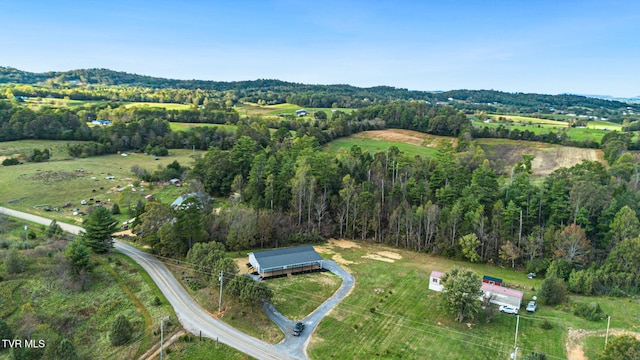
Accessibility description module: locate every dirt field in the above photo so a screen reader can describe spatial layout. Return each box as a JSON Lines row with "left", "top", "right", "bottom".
{"left": 478, "top": 139, "right": 604, "bottom": 176}
{"left": 351, "top": 129, "right": 458, "bottom": 148}
{"left": 349, "top": 129, "right": 604, "bottom": 177}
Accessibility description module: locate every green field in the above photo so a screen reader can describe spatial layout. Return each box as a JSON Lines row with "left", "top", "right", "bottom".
{"left": 236, "top": 102, "right": 353, "bottom": 118}
{"left": 0, "top": 139, "right": 89, "bottom": 160}
{"left": 324, "top": 137, "right": 439, "bottom": 158}
{"left": 122, "top": 102, "right": 194, "bottom": 111}
{"left": 0, "top": 144, "right": 203, "bottom": 224}
{"left": 169, "top": 122, "right": 238, "bottom": 132}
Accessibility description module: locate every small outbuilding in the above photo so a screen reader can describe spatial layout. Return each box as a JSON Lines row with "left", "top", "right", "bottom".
{"left": 482, "top": 275, "right": 503, "bottom": 287}
{"left": 429, "top": 270, "right": 445, "bottom": 292}
{"left": 248, "top": 245, "right": 323, "bottom": 279}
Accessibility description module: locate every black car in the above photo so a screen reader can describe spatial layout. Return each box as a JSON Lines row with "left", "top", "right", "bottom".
{"left": 292, "top": 322, "right": 305, "bottom": 336}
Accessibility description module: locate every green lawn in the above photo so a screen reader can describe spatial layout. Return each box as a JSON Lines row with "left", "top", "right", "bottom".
{"left": 325, "top": 137, "right": 439, "bottom": 158}
{"left": 0, "top": 145, "right": 203, "bottom": 224}
{"left": 236, "top": 102, "right": 354, "bottom": 118}
{"left": 267, "top": 271, "right": 342, "bottom": 320}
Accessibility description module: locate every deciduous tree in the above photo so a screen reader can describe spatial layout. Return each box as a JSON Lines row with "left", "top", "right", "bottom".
{"left": 440, "top": 267, "right": 483, "bottom": 322}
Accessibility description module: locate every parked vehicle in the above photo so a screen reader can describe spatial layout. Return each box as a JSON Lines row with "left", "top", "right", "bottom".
{"left": 526, "top": 301, "right": 537, "bottom": 312}
{"left": 292, "top": 322, "right": 305, "bottom": 336}
{"left": 499, "top": 305, "right": 519, "bottom": 315}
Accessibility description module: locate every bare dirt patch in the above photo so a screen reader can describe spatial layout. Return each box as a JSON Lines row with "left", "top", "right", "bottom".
{"left": 328, "top": 239, "right": 361, "bottom": 249}
{"left": 332, "top": 254, "right": 357, "bottom": 266}
{"left": 479, "top": 139, "right": 604, "bottom": 177}
{"left": 353, "top": 129, "right": 457, "bottom": 148}
{"left": 362, "top": 254, "right": 395, "bottom": 263}
{"left": 377, "top": 251, "right": 402, "bottom": 260}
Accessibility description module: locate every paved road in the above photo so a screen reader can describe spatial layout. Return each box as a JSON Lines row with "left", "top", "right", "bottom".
{"left": 0, "top": 207, "right": 297, "bottom": 360}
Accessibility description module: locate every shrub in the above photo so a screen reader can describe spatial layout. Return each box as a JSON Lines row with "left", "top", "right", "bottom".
{"left": 109, "top": 314, "right": 133, "bottom": 346}
{"left": 1, "top": 158, "right": 19, "bottom": 166}
{"left": 151, "top": 296, "right": 162, "bottom": 306}
{"left": 4, "top": 249, "right": 25, "bottom": 274}
{"left": 573, "top": 302, "right": 607, "bottom": 321}
{"left": 540, "top": 320, "right": 553, "bottom": 330}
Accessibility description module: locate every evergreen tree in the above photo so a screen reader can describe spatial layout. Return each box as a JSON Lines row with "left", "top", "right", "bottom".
{"left": 80, "top": 206, "right": 118, "bottom": 253}
{"left": 0, "top": 318, "right": 13, "bottom": 350}
{"left": 65, "top": 240, "right": 93, "bottom": 276}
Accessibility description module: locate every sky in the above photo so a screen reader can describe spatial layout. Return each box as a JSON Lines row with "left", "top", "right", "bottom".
{"left": 1, "top": 0, "right": 639, "bottom": 97}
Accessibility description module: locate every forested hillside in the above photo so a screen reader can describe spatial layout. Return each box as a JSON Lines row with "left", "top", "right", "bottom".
{"left": 2, "top": 67, "right": 639, "bottom": 115}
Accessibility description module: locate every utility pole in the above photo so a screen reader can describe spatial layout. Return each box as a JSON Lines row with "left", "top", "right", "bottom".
{"left": 218, "top": 271, "right": 224, "bottom": 312}
{"left": 513, "top": 314, "right": 520, "bottom": 359}
{"left": 160, "top": 318, "right": 165, "bottom": 360}
{"left": 605, "top": 315, "right": 611, "bottom": 348}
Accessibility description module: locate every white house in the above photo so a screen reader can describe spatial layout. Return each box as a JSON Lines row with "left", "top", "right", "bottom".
{"left": 428, "top": 269, "right": 523, "bottom": 309}
{"left": 481, "top": 283, "right": 523, "bottom": 309}
{"left": 429, "top": 270, "right": 445, "bottom": 292}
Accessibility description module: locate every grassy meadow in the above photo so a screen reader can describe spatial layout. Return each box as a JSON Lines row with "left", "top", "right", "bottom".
{"left": 168, "top": 122, "right": 238, "bottom": 133}
{"left": 0, "top": 144, "right": 204, "bottom": 224}
{"left": 324, "top": 136, "right": 440, "bottom": 158}
{"left": 473, "top": 114, "right": 624, "bottom": 143}
{"left": 236, "top": 102, "right": 353, "bottom": 119}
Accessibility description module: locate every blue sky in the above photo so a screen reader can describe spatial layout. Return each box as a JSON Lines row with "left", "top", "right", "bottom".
{"left": 1, "top": 0, "right": 639, "bottom": 97}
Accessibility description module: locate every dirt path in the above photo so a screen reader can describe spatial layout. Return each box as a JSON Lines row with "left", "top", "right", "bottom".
{"left": 566, "top": 328, "right": 640, "bottom": 360}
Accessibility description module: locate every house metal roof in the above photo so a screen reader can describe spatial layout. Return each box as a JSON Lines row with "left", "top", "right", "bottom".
{"left": 481, "top": 283, "right": 523, "bottom": 299}
{"left": 250, "top": 245, "right": 322, "bottom": 270}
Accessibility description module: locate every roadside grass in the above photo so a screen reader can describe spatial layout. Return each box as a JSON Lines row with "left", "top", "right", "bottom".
{"left": 582, "top": 335, "right": 606, "bottom": 359}
{"left": 0, "top": 227, "right": 175, "bottom": 360}
{"left": 161, "top": 260, "right": 285, "bottom": 344}
{"left": 304, "top": 240, "right": 633, "bottom": 360}
{"left": 266, "top": 271, "right": 342, "bottom": 320}
{"left": 0, "top": 147, "right": 203, "bottom": 224}
{"left": 324, "top": 137, "right": 439, "bottom": 158}
{"left": 169, "top": 122, "right": 238, "bottom": 133}
{"left": 166, "top": 337, "right": 252, "bottom": 359}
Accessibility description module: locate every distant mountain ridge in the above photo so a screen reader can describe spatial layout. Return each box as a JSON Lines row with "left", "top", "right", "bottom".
{"left": 1, "top": 66, "right": 638, "bottom": 111}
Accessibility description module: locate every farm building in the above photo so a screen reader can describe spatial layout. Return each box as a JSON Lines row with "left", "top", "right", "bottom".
{"left": 295, "top": 109, "right": 307, "bottom": 117}
{"left": 248, "top": 245, "right": 323, "bottom": 279}
{"left": 481, "top": 283, "right": 523, "bottom": 308}
{"left": 429, "top": 270, "right": 445, "bottom": 292}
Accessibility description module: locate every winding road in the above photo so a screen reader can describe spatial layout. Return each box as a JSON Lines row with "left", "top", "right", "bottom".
{"left": 0, "top": 206, "right": 354, "bottom": 360}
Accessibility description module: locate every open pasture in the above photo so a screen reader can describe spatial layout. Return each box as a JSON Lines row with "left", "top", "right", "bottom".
{"left": 0, "top": 146, "right": 203, "bottom": 224}
{"left": 169, "top": 122, "right": 238, "bottom": 133}
{"left": 324, "top": 129, "right": 447, "bottom": 158}
{"left": 236, "top": 102, "right": 353, "bottom": 118}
